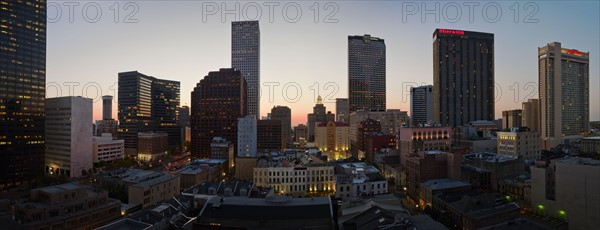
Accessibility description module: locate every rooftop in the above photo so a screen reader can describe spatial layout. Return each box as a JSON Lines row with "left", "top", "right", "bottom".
{"left": 95, "top": 218, "right": 152, "bottom": 230}
{"left": 422, "top": 179, "right": 470, "bottom": 191}
{"left": 464, "top": 152, "right": 518, "bottom": 163}
{"left": 555, "top": 157, "right": 600, "bottom": 166}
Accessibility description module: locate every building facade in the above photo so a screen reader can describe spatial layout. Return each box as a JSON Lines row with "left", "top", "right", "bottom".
{"left": 257, "top": 119, "right": 282, "bottom": 153}
{"left": 411, "top": 85, "right": 434, "bottom": 126}
{"left": 271, "top": 106, "right": 291, "bottom": 147}
{"left": 307, "top": 96, "right": 335, "bottom": 142}
{"left": 502, "top": 109, "right": 522, "bottom": 130}
{"left": 137, "top": 132, "right": 168, "bottom": 161}
{"left": 92, "top": 133, "right": 124, "bottom": 163}
{"left": 497, "top": 127, "right": 541, "bottom": 160}
{"left": 232, "top": 20, "right": 260, "bottom": 117}
{"left": 237, "top": 116, "right": 257, "bottom": 157}
{"left": 522, "top": 99, "right": 540, "bottom": 132}
{"left": 433, "top": 29, "right": 495, "bottom": 127}
{"left": 315, "top": 122, "right": 350, "bottom": 152}
{"left": 0, "top": 0, "right": 46, "bottom": 188}
{"left": 336, "top": 98, "right": 349, "bottom": 123}
{"left": 348, "top": 34, "right": 386, "bottom": 112}
{"left": 294, "top": 124, "right": 308, "bottom": 143}
{"left": 191, "top": 68, "right": 247, "bottom": 158}
{"left": 539, "top": 42, "right": 589, "bottom": 149}
{"left": 45, "top": 97, "right": 93, "bottom": 178}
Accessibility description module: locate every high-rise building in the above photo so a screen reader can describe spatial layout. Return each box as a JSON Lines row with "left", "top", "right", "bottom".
{"left": 522, "top": 99, "right": 540, "bottom": 132}
{"left": 178, "top": 106, "right": 190, "bottom": 127}
{"left": 257, "top": 119, "right": 282, "bottom": 153}
{"left": 45, "top": 97, "right": 93, "bottom": 178}
{"left": 501, "top": 109, "right": 522, "bottom": 130}
{"left": 232, "top": 21, "right": 260, "bottom": 117}
{"left": 336, "top": 98, "right": 349, "bottom": 122}
{"left": 270, "top": 106, "right": 291, "bottom": 148}
{"left": 411, "top": 85, "right": 434, "bottom": 126}
{"left": 117, "top": 71, "right": 181, "bottom": 155}
{"left": 237, "top": 116, "right": 257, "bottom": 157}
{"left": 307, "top": 96, "right": 335, "bottom": 142}
{"left": 539, "top": 42, "right": 589, "bottom": 149}
{"left": 497, "top": 127, "right": 541, "bottom": 161}
{"left": 294, "top": 124, "right": 308, "bottom": 143}
{"left": 348, "top": 34, "right": 386, "bottom": 112}
{"left": 433, "top": 29, "right": 494, "bottom": 127}
{"left": 191, "top": 68, "right": 247, "bottom": 159}
{"left": 102, "top": 95, "right": 113, "bottom": 120}
{"left": 0, "top": 0, "right": 46, "bottom": 189}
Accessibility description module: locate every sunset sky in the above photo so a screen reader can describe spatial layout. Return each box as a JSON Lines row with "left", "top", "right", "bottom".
{"left": 46, "top": 1, "right": 599, "bottom": 126}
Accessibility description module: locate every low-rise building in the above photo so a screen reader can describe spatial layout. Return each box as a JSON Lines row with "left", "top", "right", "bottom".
{"left": 405, "top": 150, "right": 449, "bottom": 202}
{"left": 335, "top": 162, "right": 388, "bottom": 200}
{"left": 210, "top": 137, "right": 234, "bottom": 172}
{"left": 462, "top": 152, "right": 524, "bottom": 191}
{"left": 419, "top": 178, "right": 470, "bottom": 207}
{"left": 95, "top": 169, "right": 180, "bottom": 208}
{"left": 580, "top": 136, "right": 600, "bottom": 155}
{"left": 315, "top": 121, "right": 350, "bottom": 152}
{"left": 177, "top": 165, "right": 209, "bottom": 191}
{"left": 13, "top": 183, "right": 121, "bottom": 229}
{"left": 397, "top": 126, "right": 452, "bottom": 165}
{"left": 497, "top": 127, "right": 541, "bottom": 160}
{"left": 93, "top": 133, "right": 124, "bottom": 163}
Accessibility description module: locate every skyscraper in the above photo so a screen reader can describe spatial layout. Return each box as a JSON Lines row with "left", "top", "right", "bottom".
{"left": 522, "top": 99, "right": 540, "bottom": 132}
{"left": 336, "top": 98, "right": 349, "bottom": 123}
{"left": 102, "top": 95, "right": 113, "bottom": 120}
{"left": 348, "top": 34, "right": 386, "bottom": 112}
{"left": 237, "top": 116, "right": 257, "bottom": 157}
{"left": 191, "top": 68, "right": 247, "bottom": 159}
{"left": 0, "top": 0, "right": 46, "bottom": 188}
{"left": 539, "top": 42, "right": 589, "bottom": 149}
{"left": 502, "top": 109, "right": 522, "bottom": 130}
{"left": 270, "top": 106, "right": 291, "bottom": 148}
{"left": 433, "top": 29, "right": 494, "bottom": 127}
{"left": 118, "top": 71, "right": 181, "bottom": 155}
{"left": 232, "top": 21, "right": 260, "bottom": 117}
{"left": 410, "top": 85, "right": 433, "bottom": 126}
{"left": 45, "top": 97, "right": 93, "bottom": 178}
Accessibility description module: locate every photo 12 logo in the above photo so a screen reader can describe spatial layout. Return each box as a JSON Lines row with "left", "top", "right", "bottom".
{"left": 202, "top": 1, "right": 340, "bottom": 23}
{"left": 47, "top": 1, "right": 140, "bottom": 23}
{"left": 401, "top": 1, "right": 539, "bottom": 23}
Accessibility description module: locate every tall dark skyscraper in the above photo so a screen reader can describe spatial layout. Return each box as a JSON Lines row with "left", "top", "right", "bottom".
{"left": 232, "top": 21, "right": 260, "bottom": 118}
{"left": 102, "top": 95, "right": 113, "bottom": 120}
{"left": 410, "top": 85, "right": 433, "bottom": 126}
{"left": 118, "top": 71, "right": 181, "bottom": 155}
{"left": 433, "top": 29, "right": 494, "bottom": 127}
{"left": 270, "top": 106, "right": 291, "bottom": 148}
{"left": 191, "top": 68, "right": 247, "bottom": 159}
{"left": 348, "top": 34, "right": 386, "bottom": 113}
{"left": 0, "top": 0, "right": 46, "bottom": 189}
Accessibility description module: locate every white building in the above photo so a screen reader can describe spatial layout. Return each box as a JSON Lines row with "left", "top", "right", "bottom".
{"left": 497, "top": 127, "right": 541, "bottom": 161}
{"left": 45, "top": 96, "right": 93, "bottom": 178}
{"left": 238, "top": 116, "right": 257, "bottom": 157}
{"left": 253, "top": 154, "right": 336, "bottom": 198}
{"left": 92, "top": 133, "right": 124, "bottom": 163}
{"left": 335, "top": 162, "right": 388, "bottom": 200}
{"left": 531, "top": 157, "right": 600, "bottom": 230}
{"left": 411, "top": 85, "right": 434, "bottom": 126}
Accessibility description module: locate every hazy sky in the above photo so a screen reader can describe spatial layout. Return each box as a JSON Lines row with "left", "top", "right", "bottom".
{"left": 46, "top": 1, "right": 600, "bottom": 126}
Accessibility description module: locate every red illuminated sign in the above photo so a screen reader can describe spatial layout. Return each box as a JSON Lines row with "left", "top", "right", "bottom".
{"left": 567, "top": 49, "right": 583, "bottom": 56}
{"left": 438, "top": 29, "right": 465, "bottom": 36}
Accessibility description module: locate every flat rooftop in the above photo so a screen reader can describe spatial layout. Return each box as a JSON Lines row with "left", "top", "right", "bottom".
{"left": 422, "top": 179, "right": 470, "bottom": 190}
{"left": 95, "top": 218, "right": 151, "bottom": 230}
{"left": 464, "top": 152, "right": 518, "bottom": 163}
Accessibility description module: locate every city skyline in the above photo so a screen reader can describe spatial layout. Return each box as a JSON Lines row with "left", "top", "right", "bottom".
{"left": 44, "top": 1, "right": 600, "bottom": 126}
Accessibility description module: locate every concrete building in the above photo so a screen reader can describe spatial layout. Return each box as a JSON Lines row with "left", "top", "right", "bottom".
{"left": 335, "top": 162, "right": 388, "bottom": 200}
{"left": 96, "top": 169, "right": 180, "bottom": 208}
{"left": 497, "top": 127, "right": 541, "bottom": 160}
{"left": 433, "top": 29, "right": 495, "bottom": 127}
{"left": 293, "top": 124, "right": 308, "bottom": 144}
{"left": 92, "top": 133, "right": 125, "bottom": 163}
{"left": 581, "top": 136, "right": 600, "bottom": 155}
{"left": 349, "top": 110, "right": 409, "bottom": 152}
{"left": 45, "top": 96, "right": 93, "bottom": 178}
{"left": 13, "top": 183, "right": 121, "bottom": 229}
{"left": 257, "top": 119, "right": 282, "bottom": 153}
{"left": 194, "top": 196, "right": 334, "bottom": 229}
{"left": 237, "top": 116, "right": 257, "bottom": 157}
{"left": 102, "top": 95, "right": 113, "bottom": 120}
{"left": 1, "top": 0, "right": 46, "bottom": 189}
{"left": 502, "top": 109, "right": 523, "bottom": 130}
{"left": 336, "top": 98, "right": 349, "bottom": 123}
{"left": 137, "top": 132, "right": 168, "bottom": 161}
{"left": 397, "top": 126, "right": 452, "bottom": 165}
{"left": 419, "top": 178, "right": 470, "bottom": 207}
{"left": 270, "top": 106, "right": 291, "bottom": 147}
{"left": 315, "top": 121, "right": 350, "bottom": 152}
{"left": 411, "top": 85, "right": 434, "bottom": 126}
{"left": 348, "top": 34, "right": 386, "bottom": 112}
{"left": 210, "top": 137, "right": 234, "bottom": 172}
{"left": 531, "top": 157, "right": 600, "bottom": 230}
{"left": 307, "top": 96, "right": 335, "bottom": 142}
{"left": 253, "top": 155, "right": 336, "bottom": 197}
{"left": 539, "top": 42, "right": 589, "bottom": 149}
{"left": 405, "top": 151, "right": 450, "bottom": 202}
{"left": 462, "top": 152, "right": 524, "bottom": 191}
{"left": 522, "top": 99, "right": 540, "bottom": 132}
{"left": 191, "top": 68, "right": 247, "bottom": 158}
{"left": 177, "top": 165, "right": 210, "bottom": 191}
{"left": 234, "top": 157, "right": 258, "bottom": 181}
{"left": 232, "top": 20, "right": 260, "bottom": 117}
{"left": 95, "top": 119, "right": 118, "bottom": 138}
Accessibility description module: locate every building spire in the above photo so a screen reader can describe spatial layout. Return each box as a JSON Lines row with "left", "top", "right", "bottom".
{"left": 317, "top": 95, "right": 323, "bottom": 105}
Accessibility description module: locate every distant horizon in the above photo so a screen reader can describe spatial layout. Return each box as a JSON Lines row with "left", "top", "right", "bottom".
{"left": 45, "top": 1, "right": 600, "bottom": 126}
